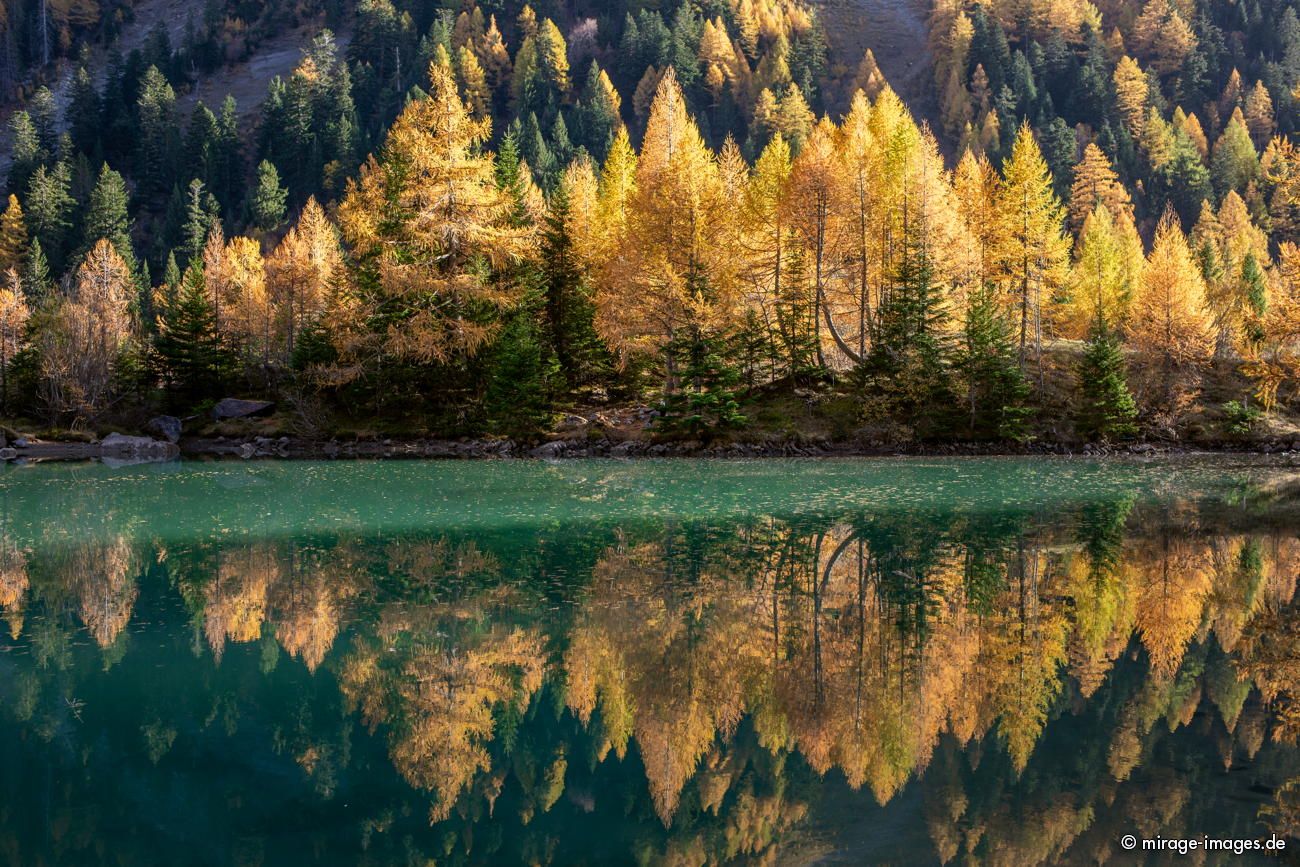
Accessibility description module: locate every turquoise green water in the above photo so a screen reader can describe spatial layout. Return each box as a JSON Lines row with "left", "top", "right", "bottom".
{"left": 1, "top": 457, "right": 1298, "bottom": 865}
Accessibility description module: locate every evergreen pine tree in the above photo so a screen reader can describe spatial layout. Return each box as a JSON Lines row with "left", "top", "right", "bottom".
{"left": 184, "top": 102, "right": 219, "bottom": 187}
{"left": 956, "top": 285, "right": 1033, "bottom": 440}
{"left": 80, "top": 164, "right": 135, "bottom": 273}
{"left": 212, "top": 96, "right": 242, "bottom": 221}
{"left": 855, "top": 234, "right": 953, "bottom": 435}
{"left": 483, "top": 296, "right": 559, "bottom": 437}
{"left": 136, "top": 66, "right": 180, "bottom": 200}
{"left": 775, "top": 243, "right": 819, "bottom": 380}
{"left": 550, "top": 112, "right": 574, "bottom": 170}
{"left": 1241, "top": 251, "right": 1267, "bottom": 347}
{"left": 162, "top": 251, "right": 182, "bottom": 303}
{"left": 1076, "top": 323, "right": 1139, "bottom": 440}
{"left": 575, "top": 61, "right": 621, "bottom": 162}
{"left": 24, "top": 162, "right": 75, "bottom": 274}
{"left": 540, "top": 181, "right": 607, "bottom": 389}
{"left": 495, "top": 130, "right": 532, "bottom": 227}
{"left": 28, "top": 88, "right": 58, "bottom": 156}
{"left": 22, "top": 239, "right": 51, "bottom": 303}
{"left": 659, "top": 328, "right": 747, "bottom": 438}
{"left": 669, "top": 5, "right": 702, "bottom": 89}
{"left": 7, "top": 111, "right": 44, "bottom": 195}
{"left": 138, "top": 260, "right": 155, "bottom": 334}
{"left": 181, "top": 179, "right": 218, "bottom": 264}
{"left": 152, "top": 261, "right": 234, "bottom": 405}
{"left": 251, "top": 161, "right": 288, "bottom": 232}
{"left": 68, "top": 67, "right": 102, "bottom": 158}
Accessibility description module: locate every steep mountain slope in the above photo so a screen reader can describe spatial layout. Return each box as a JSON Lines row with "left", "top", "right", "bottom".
{"left": 0, "top": 0, "right": 344, "bottom": 177}
{"left": 815, "top": 0, "right": 940, "bottom": 129}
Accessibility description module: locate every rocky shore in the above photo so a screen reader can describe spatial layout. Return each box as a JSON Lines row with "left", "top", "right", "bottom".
{"left": 171, "top": 433, "right": 1300, "bottom": 461}
{"left": 4, "top": 403, "right": 1300, "bottom": 463}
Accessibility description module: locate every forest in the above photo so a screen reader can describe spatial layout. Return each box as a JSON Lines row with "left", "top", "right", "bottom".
{"left": 2, "top": 0, "right": 1300, "bottom": 445}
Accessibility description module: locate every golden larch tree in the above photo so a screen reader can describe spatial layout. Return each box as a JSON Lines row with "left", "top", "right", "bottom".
{"left": 0, "top": 195, "right": 27, "bottom": 276}
{"left": 593, "top": 69, "right": 742, "bottom": 381}
{"left": 1243, "top": 80, "right": 1275, "bottom": 146}
{"left": 1128, "top": 210, "right": 1215, "bottom": 423}
{"left": 268, "top": 197, "right": 344, "bottom": 363}
{"left": 41, "top": 240, "right": 135, "bottom": 420}
{"left": 1063, "top": 205, "right": 1142, "bottom": 337}
{"left": 1131, "top": 0, "right": 1196, "bottom": 74}
{"left": 741, "top": 134, "right": 796, "bottom": 369}
{"left": 995, "top": 123, "right": 1069, "bottom": 364}
{"left": 953, "top": 148, "right": 1000, "bottom": 293}
{"left": 456, "top": 46, "right": 491, "bottom": 119}
{"left": 577, "top": 127, "right": 637, "bottom": 273}
{"left": 788, "top": 117, "right": 847, "bottom": 367}
{"left": 1243, "top": 242, "right": 1300, "bottom": 410}
{"left": 0, "top": 268, "right": 29, "bottom": 413}
{"left": 1193, "top": 191, "right": 1270, "bottom": 354}
{"left": 1113, "top": 56, "right": 1149, "bottom": 140}
{"left": 336, "top": 57, "right": 533, "bottom": 376}
{"left": 832, "top": 90, "right": 878, "bottom": 362}
{"left": 1068, "top": 142, "right": 1133, "bottom": 236}
{"left": 221, "top": 236, "right": 271, "bottom": 367}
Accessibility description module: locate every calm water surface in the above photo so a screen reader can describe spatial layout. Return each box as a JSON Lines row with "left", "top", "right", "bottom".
{"left": 3, "top": 457, "right": 1300, "bottom": 865}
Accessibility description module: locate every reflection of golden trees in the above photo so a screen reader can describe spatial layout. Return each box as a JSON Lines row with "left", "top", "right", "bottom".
{"left": 272, "top": 546, "right": 361, "bottom": 672}
{"left": 0, "top": 530, "right": 28, "bottom": 639}
{"left": 1132, "top": 531, "right": 1213, "bottom": 680}
{"left": 396, "top": 628, "right": 543, "bottom": 822}
{"left": 1240, "top": 603, "right": 1300, "bottom": 744}
{"left": 981, "top": 546, "right": 1068, "bottom": 772}
{"left": 203, "top": 546, "right": 275, "bottom": 661}
{"left": 12, "top": 501, "right": 1300, "bottom": 863}
{"left": 549, "top": 515, "right": 1300, "bottom": 861}
{"left": 385, "top": 538, "right": 499, "bottom": 587}
{"left": 572, "top": 541, "right": 756, "bottom": 824}
{"left": 338, "top": 594, "right": 544, "bottom": 823}
{"left": 199, "top": 541, "right": 367, "bottom": 668}
{"left": 70, "top": 536, "right": 137, "bottom": 648}
{"left": 1063, "top": 550, "right": 1135, "bottom": 699}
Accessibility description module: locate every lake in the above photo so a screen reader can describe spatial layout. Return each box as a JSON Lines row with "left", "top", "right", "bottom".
{"left": 1, "top": 456, "right": 1299, "bottom": 865}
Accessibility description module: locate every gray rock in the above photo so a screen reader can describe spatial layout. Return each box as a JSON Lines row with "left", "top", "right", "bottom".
{"left": 100, "top": 432, "right": 179, "bottom": 460}
{"left": 0, "top": 448, "right": 15, "bottom": 460}
{"left": 101, "top": 433, "right": 158, "bottom": 451}
{"left": 147, "top": 415, "right": 183, "bottom": 443}
{"left": 531, "top": 441, "right": 566, "bottom": 459}
{"left": 212, "top": 398, "right": 275, "bottom": 420}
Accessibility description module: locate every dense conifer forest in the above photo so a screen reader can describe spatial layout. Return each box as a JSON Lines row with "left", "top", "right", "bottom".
{"left": 2, "top": 0, "right": 1300, "bottom": 446}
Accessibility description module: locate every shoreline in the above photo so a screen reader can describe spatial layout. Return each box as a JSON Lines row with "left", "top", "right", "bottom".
{"left": 180, "top": 436, "right": 1300, "bottom": 460}
{"left": 4, "top": 433, "right": 1298, "bottom": 463}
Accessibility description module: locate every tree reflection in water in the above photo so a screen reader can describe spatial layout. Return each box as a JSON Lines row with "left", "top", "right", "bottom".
{"left": 0, "top": 463, "right": 1299, "bottom": 865}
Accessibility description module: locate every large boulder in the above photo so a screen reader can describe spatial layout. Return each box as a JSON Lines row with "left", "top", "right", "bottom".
{"left": 530, "top": 440, "right": 566, "bottom": 459}
{"left": 100, "top": 432, "right": 179, "bottom": 460}
{"left": 212, "top": 398, "right": 275, "bottom": 421}
{"left": 101, "top": 433, "right": 158, "bottom": 451}
{"left": 146, "top": 415, "right": 183, "bottom": 443}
